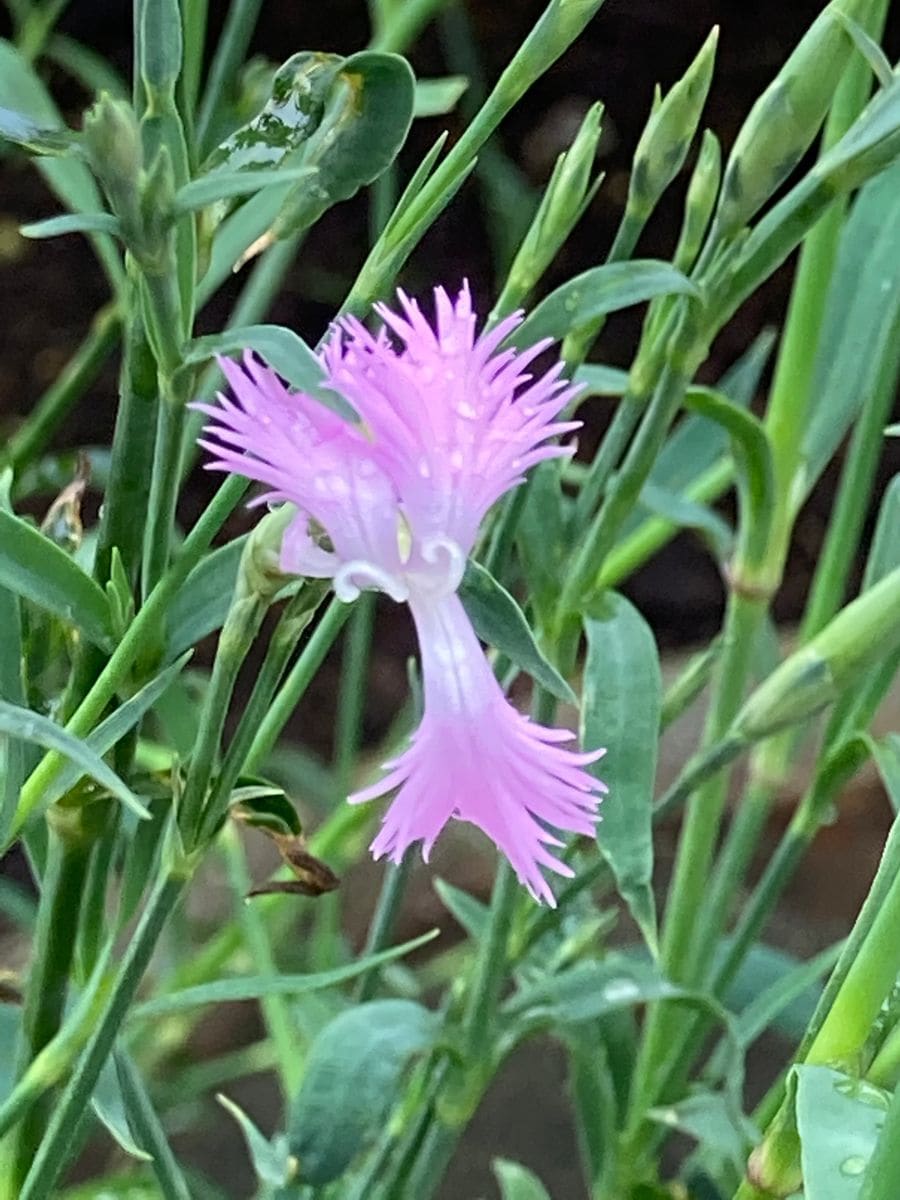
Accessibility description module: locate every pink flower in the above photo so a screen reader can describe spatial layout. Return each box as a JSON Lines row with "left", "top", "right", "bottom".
{"left": 195, "top": 284, "right": 606, "bottom": 904}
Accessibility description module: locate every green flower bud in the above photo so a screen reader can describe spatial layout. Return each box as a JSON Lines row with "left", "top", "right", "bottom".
{"left": 493, "top": 103, "right": 604, "bottom": 317}
{"left": 627, "top": 26, "right": 718, "bottom": 221}
{"left": 82, "top": 94, "right": 143, "bottom": 245}
{"left": 239, "top": 504, "right": 296, "bottom": 601}
{"left": 716, "top": 0, "right": 874, "bottom": 237}
{"left": 674, "top": 129, "right": 721, "bottom": 273}
{"left": 734, "top": 564, "right": 900, "bottom": 739}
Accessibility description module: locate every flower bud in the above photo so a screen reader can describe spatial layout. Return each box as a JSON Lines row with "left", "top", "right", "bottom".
{"left": 674, "top": 129, "right": 721, "bottom": 273}
{"left": 82, "top": 94, "right": 144, "bottom": 246}
{"left": 493, "top": 103, "right": 604, "bottom": 317}
{"left": 627, "top": 26, "right": 718, "bottom": 221}
{"left": 734, "top": 564, "right": 900, "bottom": 739}
{"left": 715, "top": 0, "right": 873, "bottom": 237}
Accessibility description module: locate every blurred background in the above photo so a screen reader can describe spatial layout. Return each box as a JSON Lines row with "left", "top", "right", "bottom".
{"left": 2, "top": 1, "right": 900, "bottom": 1195}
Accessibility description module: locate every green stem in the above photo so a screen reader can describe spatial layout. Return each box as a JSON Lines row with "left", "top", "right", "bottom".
{"left": 207, "top": 582, "right": 328, "bottom": 816}
{"left": 94, "top": 289, "right": 158, "bottom": 588}
{"left": 141, "top": 369, "right": 192, "bottom": 600}
{"left": 244, "top": 598, "right": 352, "bottom": 774}
{"left": 558, "top": 310, "right": 704, "bottom": 621}
{"left": 346, "top": 0, "right": 605, "bottom": 313}
{"left": 3, "top": 306, "right": 120, "bottom": 474}
{"left": 222, "top": 826, "right": 301, "bottom": 1095}
{"left": 859, "top": 1077, "right": 900, "bottom": 1200}
{"left": 334, "top": 595, "right": 375, "bottom": 796}
{"left": 180, "top": 588, "right": 271, "bottom": 848}
{"left": 627, "top": 591, "right": 765, "bottom": 1133}
{"left": 597, "top": 457, "right": 734, "bottom": 589}
{"left": 12, "top": 474, "right": 248, "bottom": 836}
{"left": 11, "top": 816, "right": 91, "bottom": 1188}
{"left": 355, "top": 857, "right": 414, "bottom": 1002}
{"left": 20, "top": 869, "right": 187, "bottom": 1199}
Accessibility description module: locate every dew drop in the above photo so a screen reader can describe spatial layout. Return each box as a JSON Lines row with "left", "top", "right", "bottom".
{"left": 840, "top": 1156, "right": 867, "bottom": 1177}
{"left": 449, "top": 450, "right": 464, "bottom": 470}
{"left": 456, "top": 400, "right": 477, "bottom": 419}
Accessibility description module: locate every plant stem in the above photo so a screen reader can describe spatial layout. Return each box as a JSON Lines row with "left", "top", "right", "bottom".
{"left": 244, "top": 598, "right": 351, "bottom": 774}
{"left": 859, "top": 1077, "right": 900, "bottom": 1200}
{"left": 355, "top": 857, "right": 414, "bottom": 1002}
{"left": 180, "top": 587, "right": 271, "bottom": 848}
{"left": 626, "top": 591, "right": 765, "bottom": 1136}
{"left": 222, "top": 825, "right": 301, "bottom": 1096}
{"left": 11, "top": 815, "right": 92, "bottom": 1188}
{"left": 20, "top": 869, "right": 187, "bottom": 1199}
{"left": 113, "top": 1048, "right": 192, "bottom": 1200}
{"left": 334, "top": 595, "right": 375, "bottom": 796}
{"left": 559, "top": 310, "right": 704, "bottom": 620}
{"left": 207, "top": 582, "right": 328, "bottom": 815}
{"left": 142, "top": 369, "right": 193, "bottom": 599}
{"left": 3, "top": 305, "right": 120, "bottom": 474}
{"left": 369, "top": 0, "right": 449, "bottom": 53}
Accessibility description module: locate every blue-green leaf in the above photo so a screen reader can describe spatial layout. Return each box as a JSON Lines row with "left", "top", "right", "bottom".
{"left": 513, "top": 261, "right": 700, "bottom": 346}
{"left": 582, "top": 594, "right": 661, "bottom": 951}
{"left": 493, "top": 1159, "right": 553, "bottom": 1200}
{"left": 796, "top": 1064, "right": 889, "bottom": 1199}
{"left": 20, "top": 213, "right": 121, "bottom": 240}
{"left": 130, "top": 929, "right": 439, "bottom": 1019}
{"left": 0, "top": 508, "right": 113, "bottom": 648}
{"left": 0, "top": 701, "right": 148, "bottom": 823}
{"left": 217, "top": 1094, "right": 293, "bottom": 1187}
{"left": 460, "top": 560, "right": 575, "bottom": 704}
{"left": 288, "top": 1000, "right": 437, "bottom": 1184}
{"left": 165, "top": 537, "right": 247, "bottom": 659}
{"left": 184, "top": 327, "right": 333, "bottom": 404}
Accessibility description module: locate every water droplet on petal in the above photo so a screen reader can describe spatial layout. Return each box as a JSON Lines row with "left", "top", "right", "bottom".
{"left": 450, "top": 450, "right": 464, "bottom": 470}
{"left": 456, "top": 400, "right": 477, "bottom": 419}
{"left": 840, "top": 1157, "right": 867, "bottom": 1177}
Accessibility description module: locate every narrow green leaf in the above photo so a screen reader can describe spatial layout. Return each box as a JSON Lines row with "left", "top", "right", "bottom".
{"left": 185, "top": 327, "right": 334, "bottom": 404}
{"left": 165, "top": 536, "right": 246, "bottom": 659}
{"left": 217, "top": 1095, "right": 292, "bottom": 1187}
{"left": 648, "top": 1091, "right": 756, "bottom": 1173}
{"left": 20, "top": 213, "right": 121, "bottom": 240}
{"left": 173, "top": 165, "right": 316, "bottom": 214}
{"left": 0, "top": 40, "right": 120, "bottom": 284}
{"left": 796, "top": 1064, "right": 889, "bottom": 1199}
{"left": 433, "top": 877, "right": 489, "bottom": 940}
{"left": 728, "top": 940, "right": 844, "bottom": 1050}
{"left": 0, "top": 701, "right": 148, "bottom": 823}
{"left": 288, "top": 1000, "right": 437, "bottom": 1184}
{"left": 871, "top": 733, "right": 900, "bottom": 814}
{"left": 582, "top": 594, "right": 661, "bottom": 951}
{"left": 513, "top": 261, "right": 700, "bottom": 347}
{"left": 0, "top": 106, "right": 76, "bottom": 154}
{"left": 800, "top": 159, "right": 900, "bottom": 501}
{"left": 0, "top": 474, "right": 25, "bottom": 844}
{"left": 573, "top": 364, "right": 631, "bottom": 396}
{"left": 638, "top": 482, "right": 733, "bottom": 561}
{"left": 130, "top": 929, "right": 439, "bottom": 1018}
{"left": 113, "top": 1050, "right": 193, "bottom": 1200}
{"left": 460, "top": 560, "right": 575, "bottom": 704}
{"left": 493, "top": 1158, "right": 553, "bottom": 1200}
{"left": 0, "top": 508, "right": 113, "bottom": 648}
{"left": 413, "top": 76, "right": 469, "bottom": 118}
{"left": 139, "top": 0, "right": 183, "bottom": 93}
{"left": 836, "top": 12, "right": 893, "bottom": 89}
{"left": 506, "top": 955, "right": 681, "bottom": 1025}
{"left": 41, "top": 654, "right": 191, "bottom": 809}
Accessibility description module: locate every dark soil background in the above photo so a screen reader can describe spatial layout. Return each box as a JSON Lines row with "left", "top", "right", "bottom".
{"left": 2, "top": 2, "right": 900, "bottom": 1197}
